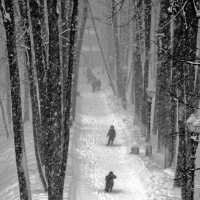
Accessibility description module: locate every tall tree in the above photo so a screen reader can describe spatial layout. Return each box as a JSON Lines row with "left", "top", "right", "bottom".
{"left": 60, "top": 1, "right": 79, "bottom": 198}
{"left": 61, "top": 0, "right": 72, "bottom": 128}
{"left": 46, "top": 0, "right": 62, "bottom": 198}
{"left": 0, "top": 1, "right": 32, "bottom": 199}
{"left": 29, "top": 0, "right": 48, "bottom": 126}
{"left": 71, "top": 0, "right": 88, "bottom": 121}
{"left": 0, "top": 97, "right": 9, "bottom": 138}
{"left": 111, "top": 0, "right": 125, "bottom": 98}
{"left": 29, "top": 0, "right": 49, "bottom": 175}
{"left": 23, "top": 68, "right": 29, "bottom": 122}
{"left": 141, "top": 0, "right": 151, "bottom": 142}
{"left": 170, "top": 1, "right": 199, "bottom": 199}
{"left": 40, "top": 0, "right": 49, "bottom": 71}
{"left": 105, "top": 0, "right": 115, "bottom": 80}
{"left": 6, "top": 63, "right": 12, "bottom": 135}
{"left": 18, "top": 0, "right": 47, "bottom": 191}
{"left": 133, "top": 0, "right": 143, "bottom": 130}
{"left": 156, "top": 0, "right": 175, "bottom": 169}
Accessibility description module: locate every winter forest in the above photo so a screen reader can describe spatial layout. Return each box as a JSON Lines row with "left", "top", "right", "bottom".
{"left": 1, "top": 0, "right": 200, "bottom": 200}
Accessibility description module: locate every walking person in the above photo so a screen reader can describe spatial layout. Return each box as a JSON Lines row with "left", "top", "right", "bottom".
{"left": 97, "top": 78, "right": 101, "bottom": 91}
{"left": 105, "top": 171, "right": 117, "bottom": 192}
{"left": 91, "top": 76, "right": 98, "bottom": 92}
{"left": 107, "top": 125, "right": 116, "bottom": 146}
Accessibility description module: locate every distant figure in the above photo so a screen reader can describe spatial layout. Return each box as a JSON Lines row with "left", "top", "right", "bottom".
{"left": 86, "top": 67, "right": 95, "bottom": 83}
{"left": 97, "top": 78, "right": 101, "bottom": 91}
{"left": 107, "top": 125, "right": 116, "bottom": 146}
{"left": 91, "top": 76, "right": 98, "bottom": 92}
{"left": 105, "top": 171, "right": 117, "bottom": 192}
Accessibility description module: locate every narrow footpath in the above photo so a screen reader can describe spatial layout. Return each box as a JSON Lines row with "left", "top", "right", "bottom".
{"left": 67, "top": 69, "right": 147, "bottom": 200}
{"left": 66, "top": 67, "right": 181, "bottom": 200}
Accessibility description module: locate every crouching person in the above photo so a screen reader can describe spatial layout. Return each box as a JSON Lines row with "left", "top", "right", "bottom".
{"left": 105, "top": 171, "right": 117, "bottom": 192}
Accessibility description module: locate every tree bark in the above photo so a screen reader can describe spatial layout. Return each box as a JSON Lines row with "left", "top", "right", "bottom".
{"left": 171, "top": 1, "right": 199, "bottom": 199}
{"left": 105, "top": 0, "right": 115, "bottom": 80}
{"left": 0, "top": 1, "right": 32, "bottom": 199}
{"left": 133, "top": 0, "right": 143, "bottom": 130}
{"left": 111, "top": 0, "right": 124, "bottom": 97}
{"left": 156, "top": 0, "right": 175, "bottom": 170}
{"left": 6, "top": 63, "right": 12, "bottom": 134}
{"left": 40, "top": 0, "right": 49, "bottom": 71}
{"left": 0, "top": 98, "right": 9, "bottom": 138}
{"left": 18, "top": 0, "right": 48, "bottom": 192}
{"left": 23, "top": 67, "right": 29, "bottom": 123}
{"left": 71, "top": 0, "right": 88, "bottom": 121}
{"left": 46, "top": 0, "right": 63, "bottom": 199}
{"left": 29, "top": 0, "right": 50, "bottom": 174}
{"left": 142, "top": 0, "right": 151, "bottom": 142}
{"left": 29, "top": 0, "right": 48, "bottom": 126}
{"left": 61, "top": 0, "right": 79, "bottom": 197}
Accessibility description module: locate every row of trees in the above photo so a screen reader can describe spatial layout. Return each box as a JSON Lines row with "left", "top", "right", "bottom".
{"left": 99, "top": 0, "right": 200, "bottom": 199}
{"left": 0, "top": 0, "right": 90, "bottom": 199}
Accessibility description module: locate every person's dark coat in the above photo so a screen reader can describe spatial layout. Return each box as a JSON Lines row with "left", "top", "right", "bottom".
{"left": 97, "top": 78, "right": 101, "bottom": 90}
{"left": 105, "top": 172, "right": 117, "bottom": 192}
{"left": 87, "top": 68, "right": 95, "bottom": 83}
{"left": 107, "top": 127, "right": 116, "bottom": 140}
{"left": 91, "top": 76, "right": 98, "bottom": 92}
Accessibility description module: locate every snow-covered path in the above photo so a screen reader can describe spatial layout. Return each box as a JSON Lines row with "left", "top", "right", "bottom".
{"left": 71, "top": 94, "right": 146, "bottom": 199}
{"left": 0, "top": 67, "right": 181, "bottom": 200}
{"left": 68, "top": 68, "right": 147, "bottom": 200}
{"left": 68, "top": 67, "right": 181, "bottom": 200}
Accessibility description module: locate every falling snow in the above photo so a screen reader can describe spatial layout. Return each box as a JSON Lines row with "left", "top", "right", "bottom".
{"left": 0, "top": 67, "right": 181, "bottom": 200}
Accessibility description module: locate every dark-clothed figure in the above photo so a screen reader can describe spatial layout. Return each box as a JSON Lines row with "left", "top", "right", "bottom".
{"left": 97, "top": 78, "right": 101, "bottom": 90}
{"left": 86, "top": 67, "right": 95, "bottom": 83}
{"left": 107, "top": 125, "right": 116, "bottom": 146}
{"left": 105, "top": 171, "right": 117, "bottom": 192}
{"left": 91, "top": 76, "right": 98, "bottom": 92}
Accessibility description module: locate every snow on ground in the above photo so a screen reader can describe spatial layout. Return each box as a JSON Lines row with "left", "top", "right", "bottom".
{"left": 0, "top": 66, "right": 181, "bottom": 200}
{"left": 68, "top": 66, "right": 181, "bottom": 200}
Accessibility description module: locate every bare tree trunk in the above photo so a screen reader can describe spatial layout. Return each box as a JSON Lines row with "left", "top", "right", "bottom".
{"left": 23, "top": 67, "right": 29, "bottom": 123}
{"left": 61, "top": 0, "right": 72, "bottom": 126}
{"left": 141, "top": 0, "right": 151, "bottom": 142}
{"left": 130, "top": 1, "right": 136, "bottom": 105}
{"left": 156, "top": 0, "right": 175, "bottom": 170}
{"left": 46, "top": 0, "right": 63, "bottom": 198}
{"left": 133, "top": 0, "right": 143, "bottom": 130}
{"left": 18, "top": 0, "right": 48, "bottom": 192}
{"left": 61, "top": 4, "right": 73, "bottom": 193}
{"left": 29, "top": 0, "right": 49, "bottom": 173}
{"left": 40, "top": 0, "right": 49, "bottom": 71}
{"left": 5, "top": 60, "right": 12, "bottom": 136}
{"left": 71, "top": 0, "right": 88, "bottom": 121}
{"left": 0, "top": 1, "right": 32, "bottom": 199}
{"left": 0, "top": 98, "right": 9, "bottom": 138}
{"left": 29, "top": 0, "right": 48, "bottom": 126}
{"left": 111, "top": 0, "right": 124, "bottom": 97}
{"left": 60, "top": 1, "right": 79, "bottom": 198}
{"left": 170, "top": 1, "right": 199, "bottom": 199}
{"left": 105, "top": 0, "right": 115, "bottom": 80}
